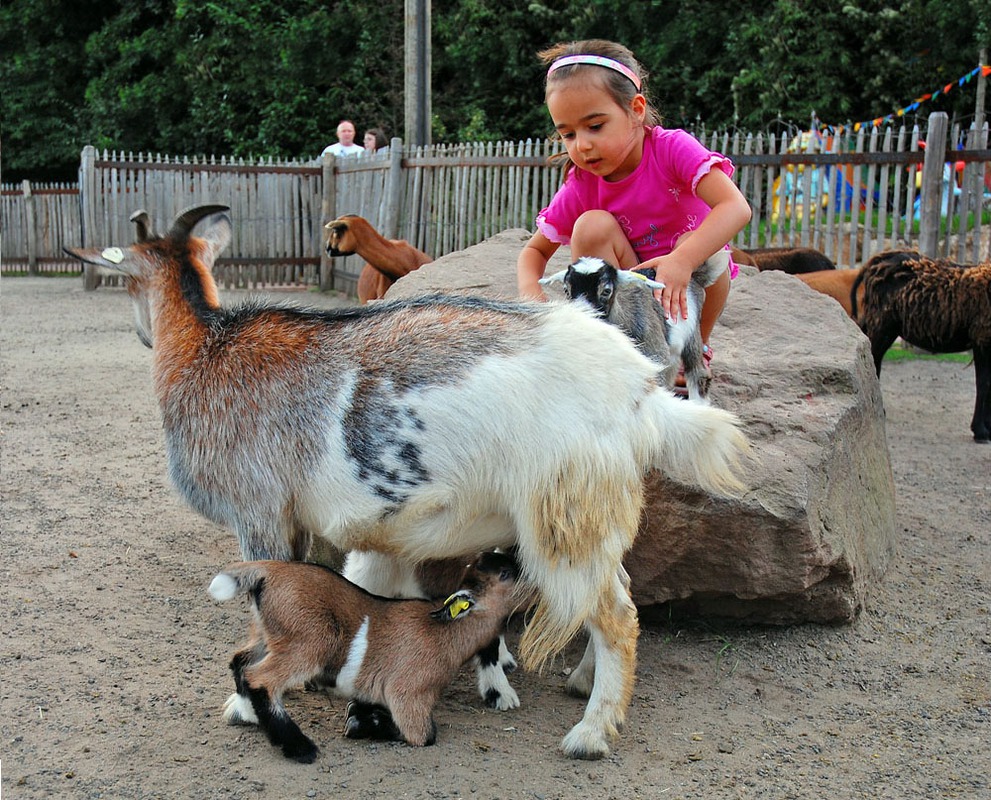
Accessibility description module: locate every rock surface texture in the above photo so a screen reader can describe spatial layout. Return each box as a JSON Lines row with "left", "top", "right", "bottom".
{"left": 386, "top": 229, "right": 897, "bottom": 624}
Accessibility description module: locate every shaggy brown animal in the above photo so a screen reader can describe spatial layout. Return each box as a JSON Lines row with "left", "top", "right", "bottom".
{"left": 732, "top": 246, "right": 836, "bottom": 274}
{"left": 851, "top": 250, "right": 991, "bottom": 442}
{"left": 324, "top": 214, "right": 432, "bottom": 303}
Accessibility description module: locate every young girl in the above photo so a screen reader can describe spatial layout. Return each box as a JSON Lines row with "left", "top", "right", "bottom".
{"left": 517, "top": 39, "right": 751, "bottom": 382}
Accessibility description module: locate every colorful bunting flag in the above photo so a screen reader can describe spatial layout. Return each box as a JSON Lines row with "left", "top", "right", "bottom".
{"left": 821, "top": 65, "right": 988, "bottom": 135}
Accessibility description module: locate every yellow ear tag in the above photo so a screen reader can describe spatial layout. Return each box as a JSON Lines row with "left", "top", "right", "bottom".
{"left": 101, "top": 247, "right": 125, "bottom": 264}
{"left": 444, "top": 595, "right": 473, "bottom": 619}
{"left": 627, "top": 270, "right": 649, "bottom": 282}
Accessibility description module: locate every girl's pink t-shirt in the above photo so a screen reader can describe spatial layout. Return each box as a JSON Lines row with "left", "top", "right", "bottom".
{"left": 536, "top": 126, "right": 739, "bottom": 278}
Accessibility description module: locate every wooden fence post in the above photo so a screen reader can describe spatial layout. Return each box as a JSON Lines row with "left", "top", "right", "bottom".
{"left": 319, "top": 152, "right": 336, "bottom": 292}
{"left": 919, "top": 112, "right": 948, "bottom": 258}
{"left": 22, "top": 180, "right": 38, "bottom": 275}
{"left": 79, "top": 145, "right": 102, "bottom": 290}
{"left": 383, "top": 137, "right": 404, "bottom": 239}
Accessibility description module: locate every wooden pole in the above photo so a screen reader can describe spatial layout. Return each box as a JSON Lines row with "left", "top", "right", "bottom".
{"left": 22, "top": 180, "right": 38, "bottom": 275}
{"left": 975, "top": 48, "right": 987, "bottom": 132}
{"left": 384, "top": 137, "right": 404, "bottom": 239}
{"left": 919, "top": 112, "right": 948, "bottom": 258}
{"left": 79, "top": 145, "right": 103, "bottom": 290}
{"left": 319, "top": 152, "right": 337, "bottom": 291}
{"left": 404, "top": 0, "right": 431, "bottom": 147}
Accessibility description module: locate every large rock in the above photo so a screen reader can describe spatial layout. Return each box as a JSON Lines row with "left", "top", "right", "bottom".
{"left": 386, "top": 229, "right": 896, "bottom": 624}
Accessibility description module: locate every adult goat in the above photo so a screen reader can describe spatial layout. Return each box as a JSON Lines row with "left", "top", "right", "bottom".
{"left": 66, "top": 204, "right": 750, "bottom": 759}
{"left": 325, "top": 214, "right": 432, "bottom": 303}
{"left": 851, "top": 249, "right": 991, "bottom": 442}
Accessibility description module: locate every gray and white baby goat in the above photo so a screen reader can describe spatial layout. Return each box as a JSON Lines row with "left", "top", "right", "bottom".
{"left": 209, "top": 551, "right": 520, "bottom": 763}
{"left": 540, "top": 253, "right": 727, "bottom": 403}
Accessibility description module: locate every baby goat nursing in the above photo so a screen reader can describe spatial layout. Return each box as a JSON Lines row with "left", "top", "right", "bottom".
{"left": 209, "top": 552, "right": 519, "bottom": 762}
{"left": 540, "top": 253, "right": 726, "bottom": 403}
{"left": 65, "top": 205, "right": 749, "bottom": 759}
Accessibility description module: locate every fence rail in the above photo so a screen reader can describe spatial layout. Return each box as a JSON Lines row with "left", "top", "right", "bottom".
{"left": 3, "top": 112, "right": 989, "bottom": 294}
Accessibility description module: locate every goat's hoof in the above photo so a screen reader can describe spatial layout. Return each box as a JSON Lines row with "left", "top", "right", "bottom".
{"left": 484, "top": 683, "right": 520, "bottom": 710}
{"left": 344, "top": 703, "right": 401, "bottom": 741}
{"left": 284, "top": 740, "right": 319, "bottom": 764}
{"left": 561, "top": 722, "right": 610, "bottom": 760}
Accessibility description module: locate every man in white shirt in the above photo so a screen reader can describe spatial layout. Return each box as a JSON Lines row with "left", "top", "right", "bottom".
{"left": 321, "top": 120, "right": 365, "bottom": 157}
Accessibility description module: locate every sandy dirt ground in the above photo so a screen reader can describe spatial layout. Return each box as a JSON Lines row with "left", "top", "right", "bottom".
{"left": 2, "top": 276, "right": 989, "bottom": 800}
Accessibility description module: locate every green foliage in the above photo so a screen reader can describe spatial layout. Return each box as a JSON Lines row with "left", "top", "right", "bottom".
{"left": 1, "top": 0, "right": 987, "bottom": 181}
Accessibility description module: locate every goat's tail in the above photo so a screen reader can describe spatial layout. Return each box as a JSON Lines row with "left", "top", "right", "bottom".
{"left": 694, "top": 249, "right": 732, "bottom": 288}
{"left": 639, "top": 388, "right": 751, "bottom": 499}
{"left": 208, "top": 562, "right": 268, "bottom": 602}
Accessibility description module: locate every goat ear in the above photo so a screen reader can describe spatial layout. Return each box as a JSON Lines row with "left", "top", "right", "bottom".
{"left": 62, "top": 246, "right": 142, "bottom": 276}
{"left": 197, "top": 213, "right": 233, "bottom": 264}
{"left": 431, "top": 590, "right": 475, "bottom": 622}
{"left": 616, "top": 270, "right": 665, "bottom": 291}
{"left": 538, "top": 270, "right": 567, "bottom": 286}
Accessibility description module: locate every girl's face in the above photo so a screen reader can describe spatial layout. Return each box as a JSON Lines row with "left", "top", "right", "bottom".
{"left": 546, "top": 79, "right": 646, "bottom": 182}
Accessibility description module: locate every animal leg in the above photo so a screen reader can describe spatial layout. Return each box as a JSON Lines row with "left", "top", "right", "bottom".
{"left": 971, "top": 347, "right": 990, "bottom": 442}
{"left": 566, "top": 566, "right": 629, "bottom": 698}
{"left": 566, "top": 637, "right": 596, "bottom": 698}
{"left": 387, "top": 691, "right": 439, "bottom": 746}
{"left": 867, "top": 327, "right": 900, "bottom": 376}
{"left": 474, "top": 635, "right": 520, "bottom": 710}
{"left": 681, "top": 340, "right": 712, "bottom": 404}
{"left": 223, "top": 648, "right": 262, "bottom": 726}
{"left": 343, "top": 700, "right": 403, "bottom": 741}
{"left": 245, "top": 682, "right": 318, "bottom": 763}
{"left": 235, "top": 524, "right": 293, "bottom": 562}
{"left": 560, "top": 570, "right": 639, "bottom": 760}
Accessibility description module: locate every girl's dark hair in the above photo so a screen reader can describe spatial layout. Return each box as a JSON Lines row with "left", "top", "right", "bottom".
{"left": 538, "top": 40, "right": 660, "bottom": 172}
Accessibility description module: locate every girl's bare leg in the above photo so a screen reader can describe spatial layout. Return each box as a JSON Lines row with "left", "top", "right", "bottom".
{"left": 570, "top": 211, "right": 639, "bottom": 269}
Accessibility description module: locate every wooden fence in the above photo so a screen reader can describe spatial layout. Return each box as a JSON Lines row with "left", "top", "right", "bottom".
{"left": 3, "top": 112, "right": 989, "bottom": 294}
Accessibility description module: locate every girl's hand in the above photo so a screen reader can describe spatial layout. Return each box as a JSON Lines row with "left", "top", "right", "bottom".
{"left": 641, "top": 254, "right": 695, "bottom": 321}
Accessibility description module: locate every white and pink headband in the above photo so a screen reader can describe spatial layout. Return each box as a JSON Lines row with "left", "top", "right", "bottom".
{"left": 547, "top": 54, "right": 642, "bottom": 91}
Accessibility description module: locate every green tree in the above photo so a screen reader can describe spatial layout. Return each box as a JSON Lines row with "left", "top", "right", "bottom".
{"left": 1, "top": 0, "right": 987, "bottom": 182}
{"left": 0, "top": 0, "right": 113, "bottom": 180}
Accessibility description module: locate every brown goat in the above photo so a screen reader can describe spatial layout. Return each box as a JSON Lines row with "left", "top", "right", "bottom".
{"left": 851, "top": 250, "right": 991, "bottom": 441}
{"left": 795, "top": 267, "right": 863, "bottom": 318}
{"left": 209, "top": 552, "right": 520, "bottom": 762}
{"left": 324, "top": 214, "right": 432, "bottom": 303}
{"left": 732, "top": 246, "right": 836, "bottom": 274}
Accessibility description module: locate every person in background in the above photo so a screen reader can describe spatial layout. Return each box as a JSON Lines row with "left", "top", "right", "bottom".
{"left": 516, "top": 39, "right": 751, "bottom": 388}
{"left": 364, "top": 128, "right": 389, "bottom": 154}
{"left": 322, "top": 120, "right": 365, "bottom": 157}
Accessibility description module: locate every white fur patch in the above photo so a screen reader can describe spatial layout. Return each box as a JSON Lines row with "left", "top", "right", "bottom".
{"left": 477, "top": 663, "right": 520, "bottom": 710}
{"left": 222, "top": 692, "right": 258, "bottom": 725}
{"left": 335, "top": 617, "right": 370, "bottom": 696}
{"left": 208, "top": 573, "right": 238, "bottom": 602}
{"left": 571, "top": 256, "right": 609, "bottom": 274}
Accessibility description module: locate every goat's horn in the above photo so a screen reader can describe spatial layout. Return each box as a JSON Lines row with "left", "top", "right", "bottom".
{"left": 538, "top": 270, "right": 568, "bottom": 286}
{"left": 168, "top": 204, "right": 232, "bottom": 238}
{"left": 129, "top": 210, "right": 154, "bottom": 242}
{"left": 616, "top": 270, "right": 666, "bottom": 291}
